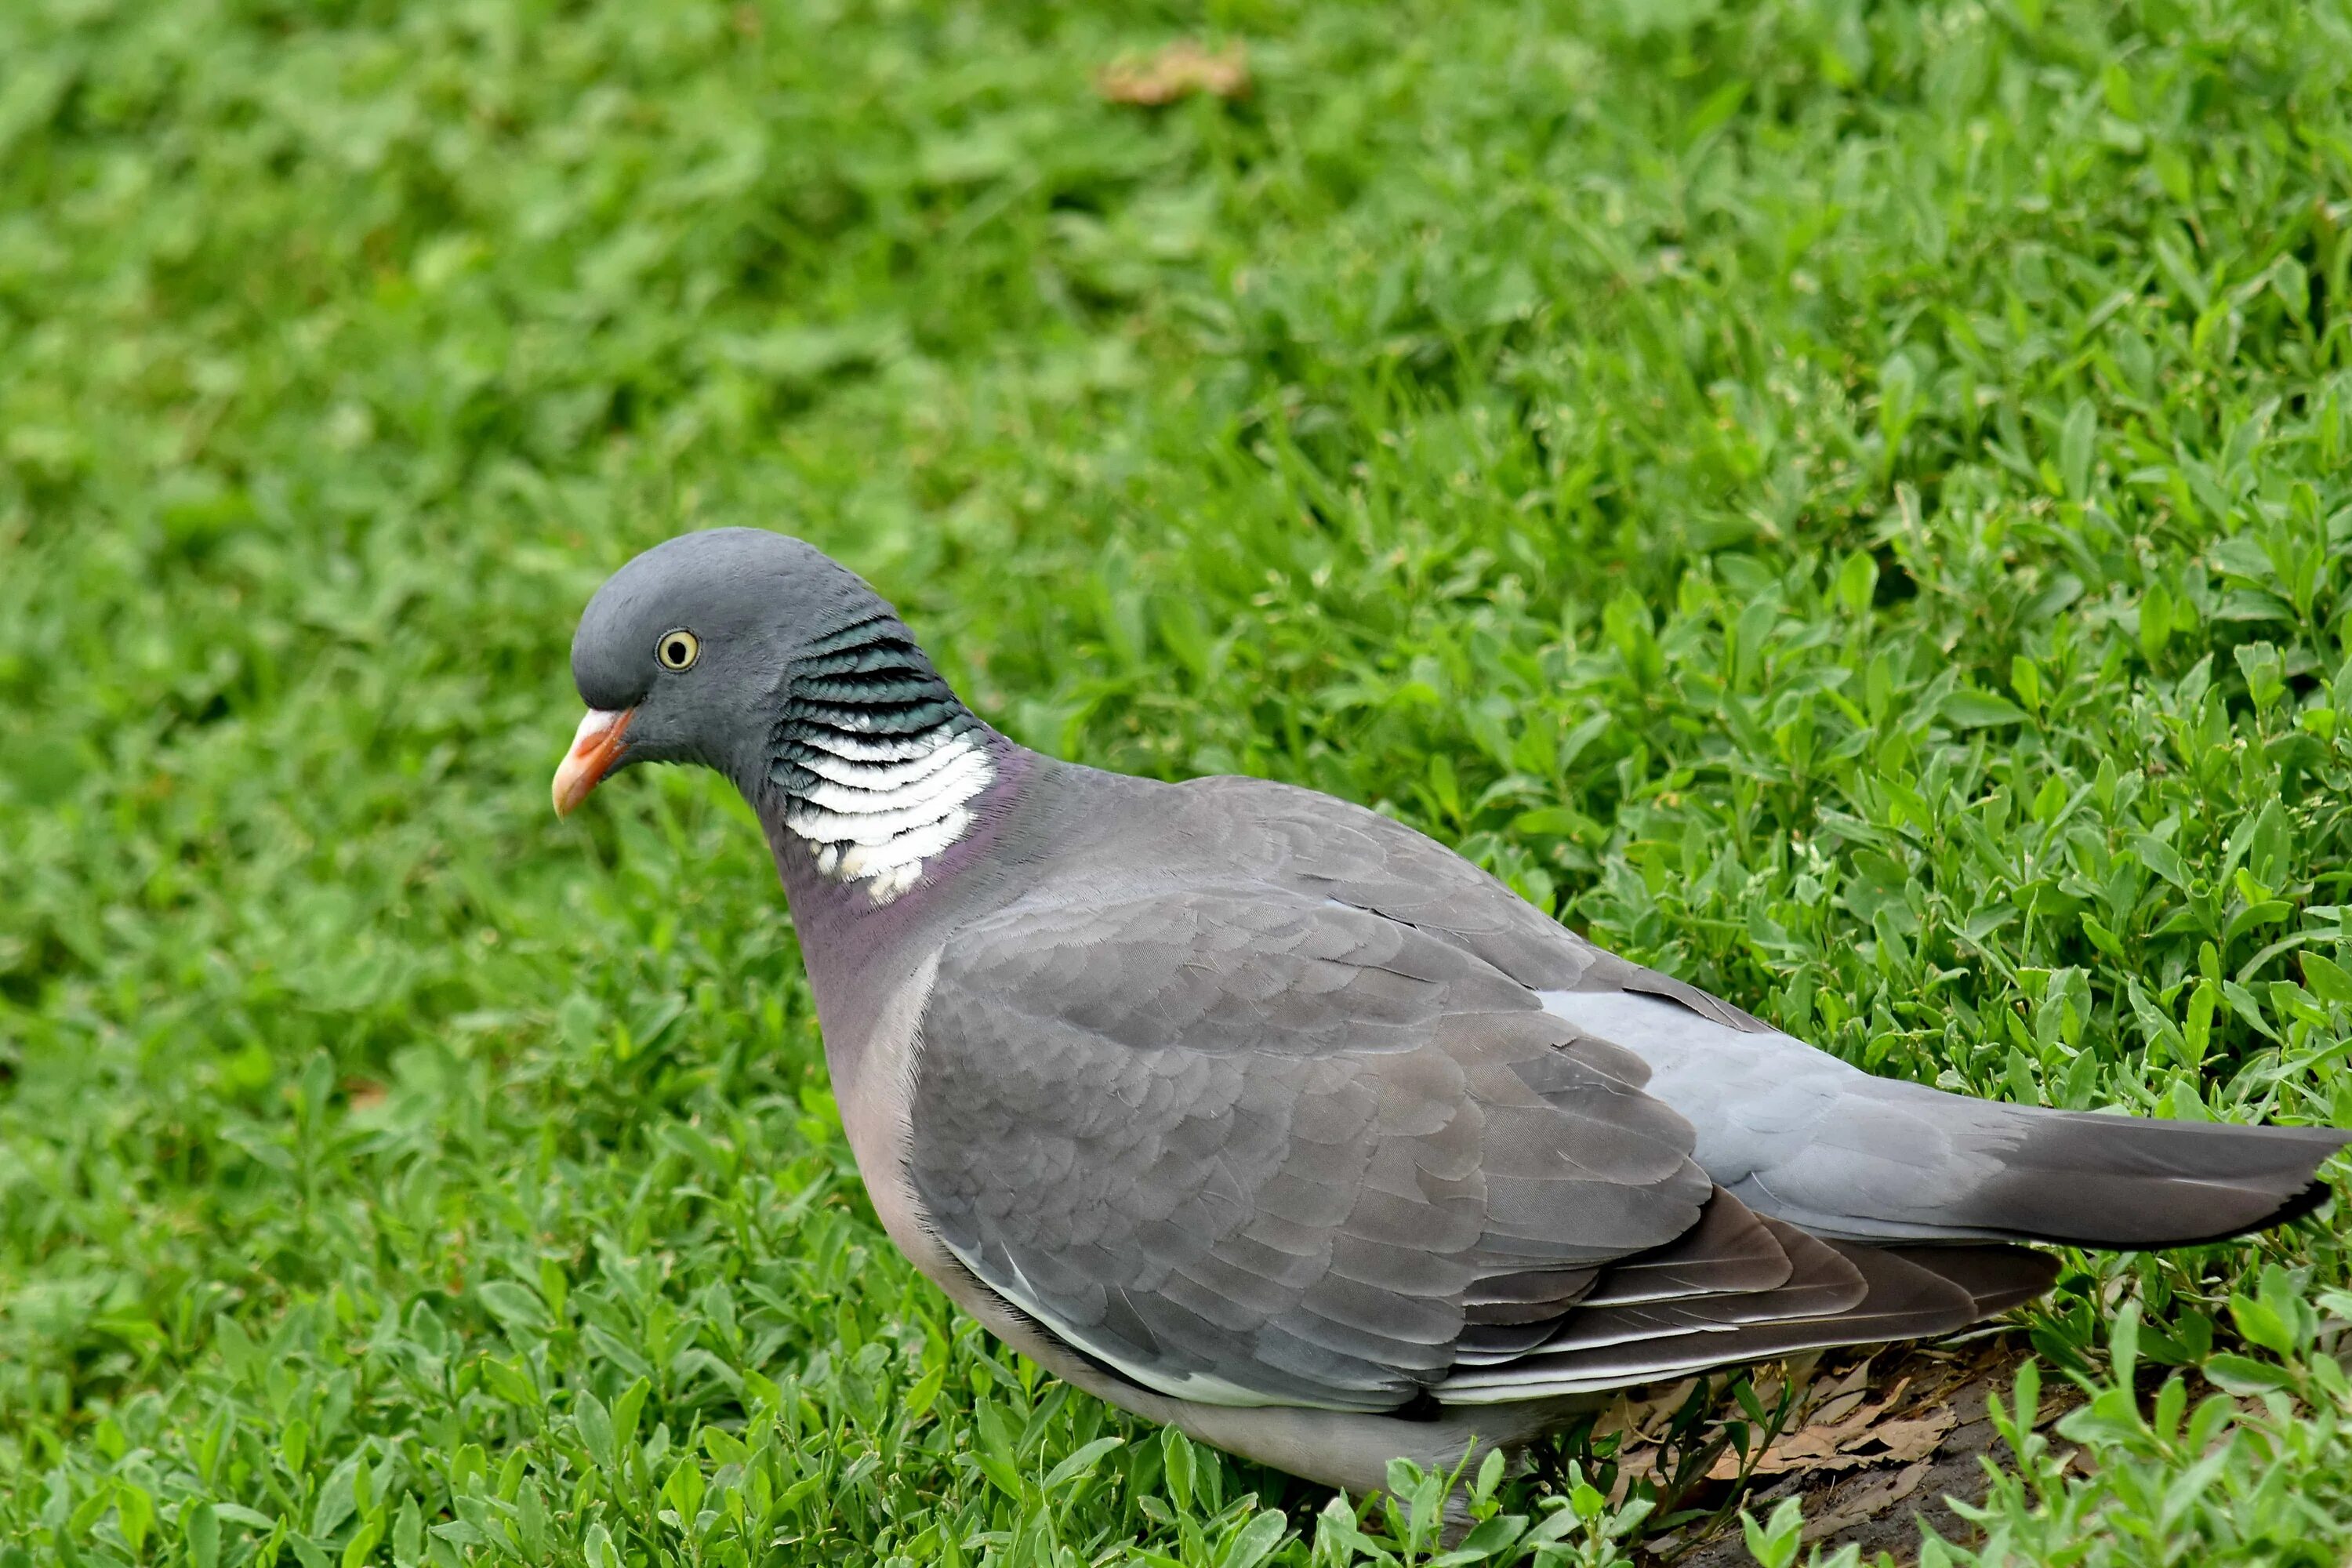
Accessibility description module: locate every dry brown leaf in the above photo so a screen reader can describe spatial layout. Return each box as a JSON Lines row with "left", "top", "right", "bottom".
{"left": 1820, "top": 1356, "right": 1876, "bottom": 1400}
{"left": 1097, "top": 41, "right": 1250, "bottom": 107}
{"left": 1712, "top": 1442, "right": 1871, "bottom": 1481}
{"left": 1805, "top": 1359, "right": 1877, "bottom": 1428}
{"left": 1799, "top": 1461, "right": 1932, "bottom": 1542}
{"left": 1707, "top": 1376, "right": 1938, "bottom": 1479}
{"left": 1606, "top": 1349, "right": 1992, "bottom": 1503}
{"left": 1806, "top": 1389, "right": 1871, "bottom": 1428}
{"left": 1853, "top": 1410, "right": 1958, "bottom": 1464}
{"left": 1750, "top": 1431, "right": 1852, "bottom": 1469}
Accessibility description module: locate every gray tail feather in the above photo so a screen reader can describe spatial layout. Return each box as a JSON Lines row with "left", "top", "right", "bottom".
{"left": 1957, "top": 1115, "right": 2347, "bottom": 1249}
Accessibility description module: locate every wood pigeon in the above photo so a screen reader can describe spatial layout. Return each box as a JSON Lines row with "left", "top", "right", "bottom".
{"left": 553, "top": 528, "right": 2345, "bottom": 1494}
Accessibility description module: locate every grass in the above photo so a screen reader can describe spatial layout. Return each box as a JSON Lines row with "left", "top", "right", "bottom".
{"left": 5, "top": 0, "right": 2352, "bottom": 1561}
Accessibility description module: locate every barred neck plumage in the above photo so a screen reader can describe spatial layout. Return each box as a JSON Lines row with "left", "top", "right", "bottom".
{"left": 763, "top": 613, "right": 993, "bottom": 904}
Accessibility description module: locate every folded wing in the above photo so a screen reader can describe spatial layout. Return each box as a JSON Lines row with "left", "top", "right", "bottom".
{"left": 907, "top": 886, "right": 2047, "bottom": 1413}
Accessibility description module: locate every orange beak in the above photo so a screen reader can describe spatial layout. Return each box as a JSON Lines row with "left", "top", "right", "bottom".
{"left": 552, "top": 708, "right": 633, "bottom": 817}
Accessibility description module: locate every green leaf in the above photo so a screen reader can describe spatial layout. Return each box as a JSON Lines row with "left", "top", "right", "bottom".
{"left": 1836, "top": 550, "right": 1880, "bottom": 616}
{"left": 1472, "top": 1446, "right": 1505, "bottom": 1505}
{"left": 313, "top": 1456, "right": 361, "bottom": 1539}
{"left": 2010, "top": 655, "right": 2043, "bottom": 712}
{"left": 1512, "top": 805, "right": 1592, "bottom": 838}
{"left": 2111, "top": 1299, "right": 2141, "bottom": 1390}
{"left": 1044, "top": 1436, "right": 1123, "bottom": 1491}
{"left": 2201, "top": 1353, "right": 2292, "bottom": 1395}
{"left": 574, "top": 1391, "right": 615, "bottom": 1470}
{"left": 114, "top": 1482, "right": 154, "bottom": 1558}
{"left": 663, "top": 1458, "right": 706, "bottom": 1523}
{"left": 1740, "top": 1496, "right": 1805, "bottom": 1568}
{"left": 476, "top": 1281, "right": 551, "bottom": 1334}
{"left": 479, "top": 1356, "right": 539, "bottom": 1407}
{"left": 1161, "top": 1426, "right": 1196, "bottom": 1514}
{"left": 2060, "top": 398, "right": 2098, "bottom": 499}
{"left": 2140, "top": 581, "right": 2176, "bottom": 659}
{"left": 2303, "top": 952, "right": 2352, "bottom": 1005}
{"left": 185, "top": 1501, "right": 221, "bottom": 1568}
{"left": 2082, "top": 913, "right": 2125, "bottom": 959}
{"left": 975, "top": 1400, "right": 1025, "bottom": 1501}
{"left": 1218, "top": 1508, "right": 1289, "bottom": 1568}
{"left": 1450, "top": 1511, "right": 1526, "bottom": 1559}
{"left": 392, "top": 1497, "right": 423, "bottom": 1568}
{"left": 342, "top": 1513, "right": 385, "bottom": 1568}
{"left": 610, "top": 1377, "right": 651, "bottom": 1457}
{"left": 2133, "top": 835, "right": 2193, "bottom": 892}
{"left": 1527, "top": 1499, "right": 1585, "bottom": 1544}
{"left": 216, "top": 1316, "right": 261, "bottom": 1384}
{"left": 1942, "top": 689, "right": 2031, "bottom": 728}
{"left": 903, "top": 1362, "right": 946, "bottom": 1422}
{"left": 2230, "top": 1293, "right": 2296, "bottom": 1357}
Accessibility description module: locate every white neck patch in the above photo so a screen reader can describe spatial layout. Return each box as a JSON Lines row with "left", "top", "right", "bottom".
{"left": 781, "top": 727, "right": 993, "bottom": 904}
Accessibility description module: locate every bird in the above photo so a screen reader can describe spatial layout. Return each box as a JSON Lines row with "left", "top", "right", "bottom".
{"left": 552, "top": 526, "right": 2347, "bottom": 1497}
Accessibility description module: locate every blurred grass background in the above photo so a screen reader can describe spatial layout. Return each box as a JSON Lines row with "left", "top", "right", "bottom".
{"left": 6, "top": 0, "right": 2352, "bottom": 1563}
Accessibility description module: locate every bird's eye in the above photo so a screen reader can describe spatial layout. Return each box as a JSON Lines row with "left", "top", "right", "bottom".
{"left": 655, "top": 630, "right": 700, "bottom": 671}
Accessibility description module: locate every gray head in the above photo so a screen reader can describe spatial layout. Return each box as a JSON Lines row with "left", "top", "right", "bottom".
{"left": 553, "top": 528, "right": 956, "bottom": 815}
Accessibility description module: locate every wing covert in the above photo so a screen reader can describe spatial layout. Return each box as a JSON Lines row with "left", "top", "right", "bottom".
{"left": 906, "top": 886, "right": 1711, "bottom": 1410}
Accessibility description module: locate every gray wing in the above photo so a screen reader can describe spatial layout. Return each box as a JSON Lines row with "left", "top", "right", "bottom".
{"left": 1195, "top": 775, "right": 1766, "bottom": 1029}
{"left": 907, "top": 885, "right": 1711, "bottom": 1410}
{"left": 906, "top": 884, "right": 2023, "bottom": 1411}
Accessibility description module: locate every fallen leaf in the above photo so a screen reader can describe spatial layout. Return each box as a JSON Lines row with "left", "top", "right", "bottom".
{"left": 1800, "top": 1461, "right": 1931, "bottom": 1542}
{"left": 1806, "top": 1358, "right": 1877, "bottom": 1428}
{"left": 1849, "top": 1411, "right": 1958, "bottom": 1464}
{"left": 1097, "top": 41, "right": 1250, "bottom": 107}
{"left": 1707, "top": 1377, "right": 1938, "bottom": 1479}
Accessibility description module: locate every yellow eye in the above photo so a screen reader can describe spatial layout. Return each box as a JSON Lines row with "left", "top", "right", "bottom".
{"left": 655, "top": 629, "right": 700, "bottom": 671}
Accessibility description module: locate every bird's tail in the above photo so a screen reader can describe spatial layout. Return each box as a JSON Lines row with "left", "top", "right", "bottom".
{"left": 1666, "top": 1069, "right": 2352, "bottom": 1249}
{"left": 1813, "top": 1098, "right": 2350, "bottom": 1248}
{"left": 1541, "top": 985, "right": 2348, "bottom": 1250}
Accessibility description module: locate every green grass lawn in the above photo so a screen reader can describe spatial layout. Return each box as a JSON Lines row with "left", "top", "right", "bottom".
{"left": 7, "top": 0, "right": 2352, "bottom": 1562}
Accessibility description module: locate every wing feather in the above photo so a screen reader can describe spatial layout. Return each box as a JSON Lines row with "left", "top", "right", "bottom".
{"left": 909, "top": 885, "right": 1718, "bottom": 1409}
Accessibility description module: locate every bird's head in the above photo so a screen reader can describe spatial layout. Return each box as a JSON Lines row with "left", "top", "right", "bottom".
{"left": 552, "top": 528, "right": 892, "bottom": 815}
